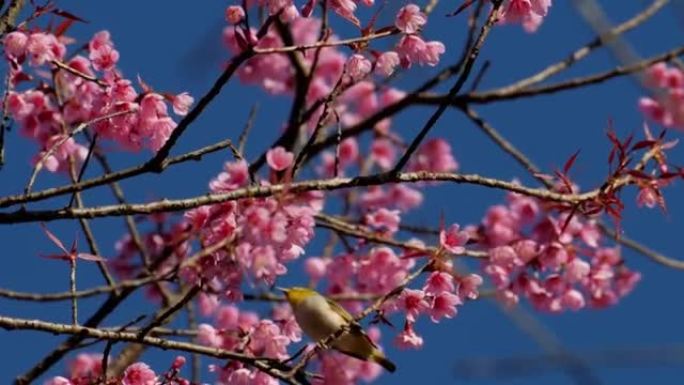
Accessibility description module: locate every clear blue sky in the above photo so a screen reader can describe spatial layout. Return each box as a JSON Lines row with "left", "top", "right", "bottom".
{"left": 1, "top": 1, "right": 683, "bottom": 384}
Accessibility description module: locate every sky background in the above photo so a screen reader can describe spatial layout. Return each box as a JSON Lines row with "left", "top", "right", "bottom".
{"left": 1, "top": 1, "right": 683, "bottom": 384}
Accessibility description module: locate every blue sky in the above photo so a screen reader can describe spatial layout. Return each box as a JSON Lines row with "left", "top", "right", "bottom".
{"left": 1, "top": 1, "right": 683, "bottom": 384}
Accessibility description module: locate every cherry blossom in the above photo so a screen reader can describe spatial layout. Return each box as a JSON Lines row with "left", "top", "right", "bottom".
{"left": 440, "top": 224, "right": 469, "bottom": 254}
{"left": 226, "top": 5, "right": 246, "bottom": 24}
{"left": 122, "top": 363, "right": 157, "bottom": 385}
{"left": 639, "top": 63, "right": 684, "bottom": 130}
{"left": 498, "top": 0, "right": 553, "bottom": 32}
{"left": 266, "top": 146, "right": 294, "bottom": 171}
{"left": 3, "top": 3, "right": 673, "bottom": 385}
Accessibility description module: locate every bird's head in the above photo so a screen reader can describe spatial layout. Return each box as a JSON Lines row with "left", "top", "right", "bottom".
{"left": 277, "top": 286, "right": 318, "bottom": 307}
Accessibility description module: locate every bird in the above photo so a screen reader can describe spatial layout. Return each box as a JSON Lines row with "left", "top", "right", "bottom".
{"left": 279, "top": 286, "right": 396, "bottom": 373}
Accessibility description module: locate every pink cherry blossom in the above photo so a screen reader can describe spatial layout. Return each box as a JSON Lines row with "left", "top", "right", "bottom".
{"left": 488, "top": 245, "right": 520, "bottom": 268}
{"left": 499, "top": 0, "right": 552, "bottom": 33}
{"left": 365, "top": 208, "right": 401, "bottom": 233}
{"left": 68, "top": 353, "right": 103, "bottom": 379}
{"left": 440, "top": 224, "right": 469, "bottom": 254}
{"left": 172, "top": 355, "right": 186, "bottom": 370}
{"left": 249, "top": 320, "right": 290, "bottom": 359}
{"left": 122, "top": 362, "right": 157, "bottom": 385}
{"left": 89, "top": 38, "right": 119, "bottom": 71}
{"left": 347, "top": 54, "right": 372, "bottom": 81}
{"left": 330, "top": 0, "right": 360, "bottom": 25}
{"left": 421, "top": 41, "right": 446, "bottom": 66}
{"left": 226, "top": 5, "right": 246, "bottom": 24}
{"left": 408, "top": 138, "right": 459, "bottom": 173}
{"left": 397, "top": 289, "right": 430, "bottom": 322}
{"left": 304, "top": 257, "right": 328, "bottom": 281}
{"left": 266, "top": 146, "right": 294, "bottom": 171}
{"left": 458, "top": 274, "right": 483, "bottom": 300}
{"left": 26, "top": 32, "right": 66, "bottom": 66}
{"left": 429, "top": 291, "right": 462, "bottom": 322}
{"left": 356, "top": 246, "right": 412, "bottom": 295}
{"left": 4, "top": 31, "right": 28, "bottom": 58}
{"left": 564, "top": 258, "right": 590, "bottom": 283}
{"left": 197, "top": 324, "right": 223, "bottom": 347}
{"left": 338, "top": 137, "right": 359, "bottom": 166}
{"left": 370, "top": 138, "right": 396, "bottom": 170}
{"left": 423, "top": 271, "right": 455, "bottom": 294}
{"left": 44, "top": 377, "right": 72, "bottom": 385}
{"left": 388, "top": 184, "right": 424, "bottom": 211}
{"left": 615, "top": 270, "right": 641, "bottom": 297}
{"left": 395, "top": 4, "right": 427, "bottom": 34}
{"left": 172, "top": 92, "right": 194, "bottom": 116}
{"left": 198, "top": 292, "right": 220, "bottom": 316}
{"left": 395, "top": 323, "right": 424, "bottom": 349}
{"left": 396, "top": 35, "right": 445, "bottom": 68}
{"left": 375, "top": 51, "right": 400, "bottom": 76}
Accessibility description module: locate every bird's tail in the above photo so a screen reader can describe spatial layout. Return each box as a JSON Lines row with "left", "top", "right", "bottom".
{"left": 370, "top": 350, "right": 396, "bottom": 373}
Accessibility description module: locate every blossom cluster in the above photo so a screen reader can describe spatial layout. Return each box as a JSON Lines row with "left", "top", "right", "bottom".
{"left": 196, "top": 302, "right": 300, "bottom": 385}
{"left": 3, "top": 29, "right": 193, "bottom": 173}
{"left": 44, "top": 353, "right": 187, "bottom": 385}
{"left": 303, "top": 243, "right": 483, "bottom": 351}
{"left": 498, "top": 0, "right": 553, "bottom": 33}
{"left": 390, "top": 271, "right": 483, "bottom": 350}
{"left": 480, "top": 190, "right": 641, "bottom": 311}
{"left": 222, "top": 3, "right": 445, "bottom": 131}
{"left": 639, "top": 63, "right": 684, "bottom": 130}
{"left": 182, "top": 156, "right": 321, "bottom": 296}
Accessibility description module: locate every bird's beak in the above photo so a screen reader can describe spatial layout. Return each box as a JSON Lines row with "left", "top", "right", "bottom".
{"left": 275, "top": 286, "right": 288, "bottom": 293}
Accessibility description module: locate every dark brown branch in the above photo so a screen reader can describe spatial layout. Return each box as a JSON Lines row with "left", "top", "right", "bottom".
{"left": 146, "top": 47, "right": 259, "bottom": 169}
{"left": 392, "top": 2, "right": 502, "bottom": 172}
{"left": 0, "top": 275, "right": 169, "bottom": 302}
{"left": 0, "top": 139, "right": 235, "bottom": 208}
{"left": 0, "top": 315, "right": 300, "bottom": 385}
{"left": 0, "top": 0, "right": 24, "bottom": 36}
{"left": 419, "top": 45, "right": 684, "bottom": 106}
{"left": 0, "top": 172, "right": 603, "bottom": 224}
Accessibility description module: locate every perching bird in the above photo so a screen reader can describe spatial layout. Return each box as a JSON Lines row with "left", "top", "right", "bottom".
{"left": 279, "top": 287, "right": 396, "bottom": 373}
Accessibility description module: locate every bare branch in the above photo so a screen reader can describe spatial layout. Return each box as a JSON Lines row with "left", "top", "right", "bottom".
{"left": 0, "top": 172, "right": 608, "bottom": 224}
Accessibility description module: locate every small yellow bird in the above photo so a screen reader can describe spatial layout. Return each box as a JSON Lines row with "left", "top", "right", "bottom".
{"left": 279, "top": 287, "right": 396, "bottom": 373}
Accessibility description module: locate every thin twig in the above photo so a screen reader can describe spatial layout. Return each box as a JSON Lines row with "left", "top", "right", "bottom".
{"left": 391, "top": 2, "right": 503, "bottom": 173}
{"left": 24, "top": 110, "right": 134, "bottom": 197}
{"left": 315, "top": 213, "right": 487, "bottom": 258}
{"left": 0, "top": 274, "right": 172, "bottom": 302}
{"left": 252, "top": 28, "right": 398, "bottom": 55}
{"left": 0, "top": 139, "right": 236, "bottom": 208}
{"left": 0, "top": 0, "right": 24, "bottom": 36}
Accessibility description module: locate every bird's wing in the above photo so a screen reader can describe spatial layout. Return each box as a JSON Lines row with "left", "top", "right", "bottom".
{"left": 325, "top": 297, "right": 378, "bottom": 348}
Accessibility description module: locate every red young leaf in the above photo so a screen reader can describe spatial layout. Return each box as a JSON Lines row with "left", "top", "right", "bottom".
{"left": 40, "top": 253, "right": 70, "bottom": 261}
{"left": 622, "top": 134, "right": 634, "bottom": 154}
{"left": 554, "top": 170, "right": 573, "bottom": 193}
{"left": 54, "top": 18, "right": 76, "bottom": 37}
{"left": 233, "top": 28, "right": 249, "bottom": 51}
{"left": 631, "top": 140, "right": 657, "bottom": 151}
{"left": 626, "top": 170, "right": 652, "bottom": 180}
{"left": 659, "top": 172, "right": 681, "bottom": 180}
{"left": 657, "top": 128, "right": 667, "bottom": 140}
{"left": 136, "top": 75, "right": 152, "bottom": 94}
{"left": 563, "top": 150, "right": 581, "bottom": 175}
{"left": 50, "top": 8, "right": 89, "bottom": 23}
{"left": 301, "top": 0, "right": 316, "bottom": 17}
{"left": 559, "top": 205, "right": 579, "bottom": 236}
{"left": 606, "top": 130, "right": 621, "bottom": 165}
{"left": 448, "top": 0, "right": 477, "bottom": 17}
{"left": 363, "top": 0, "right": 386, "bottom": 31}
